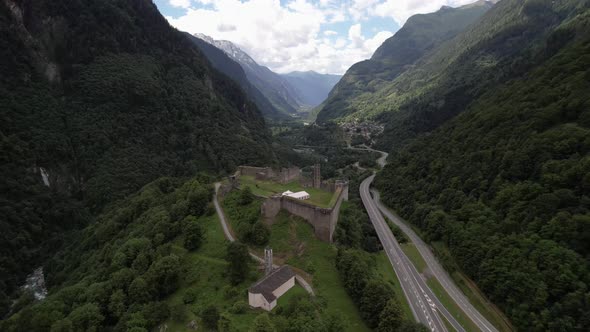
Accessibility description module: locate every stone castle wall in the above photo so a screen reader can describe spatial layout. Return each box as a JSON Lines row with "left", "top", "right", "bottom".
{"left": 239, "top": 166, "right": 271, "bottom": 178}
{"left": 238, "top": 166, "right": 300, "bottom": 184}
{"left": 261, "top": 184, "right": 348, "bottom": 242}
{"left": 276, "top": 166, "right": 300, "bottom": 184}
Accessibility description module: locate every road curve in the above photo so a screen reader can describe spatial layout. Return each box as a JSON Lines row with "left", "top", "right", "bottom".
{"left": 372, "top": 190, "right": 498, "bottom": 332}
{"left": 213, "top": 183, "right": 315, "bottom": 296}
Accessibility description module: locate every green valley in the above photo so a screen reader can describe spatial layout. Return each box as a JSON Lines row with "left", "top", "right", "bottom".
{"left": 3, "top": 0, "right": 590, "bottom": 331}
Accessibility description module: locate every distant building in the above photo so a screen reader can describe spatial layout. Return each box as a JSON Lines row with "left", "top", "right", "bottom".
{"left": 282, "top": 190, "right": 310, "bottom": 200}
{"left": 248, "top": 266, "right": 295, "bottom": 311}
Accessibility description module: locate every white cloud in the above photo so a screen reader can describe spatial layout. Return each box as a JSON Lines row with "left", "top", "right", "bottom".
{"left": 348, "top": 23, "right": 364, "bottom": 48}
{"left": 164, "top": 0, "right": 478, "bottom": 74}
{"left": 349, "top": 0, "right": 379, "bottom": 21}
{"left": 169, "top": 0, "right": 192, "bottom": 9}
{"left": 372, "top": 0, "right": 477, "bottom": 25}
{"left": 217, "top": 23, "right": 236, "bottom": 32}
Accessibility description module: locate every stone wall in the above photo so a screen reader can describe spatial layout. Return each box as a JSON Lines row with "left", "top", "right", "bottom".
{"left": 238, "top": 165, "right": 300, "bottom": 184}
{"left": 239, "top": 166, "right": 271, "bottom": 178}
{"left": 329, "top": 186, "right": 348, "bottom": 238}
{"left": 276, "top": 166, "right": 300, "bottom": 184}
{"left": 261, "top": 184, "right": 348, "bottom": 242}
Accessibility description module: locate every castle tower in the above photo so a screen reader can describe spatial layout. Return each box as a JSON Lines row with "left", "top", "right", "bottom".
{"left": 264, "top": 247, "right": 273, "bottom": 275}
{"left": 313, "top": 164, "right": 321, "bottom": 189}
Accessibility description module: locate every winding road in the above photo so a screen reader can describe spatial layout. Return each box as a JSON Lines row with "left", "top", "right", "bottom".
{"left": 358, "top": 147, "right": 498, "bottom": 332}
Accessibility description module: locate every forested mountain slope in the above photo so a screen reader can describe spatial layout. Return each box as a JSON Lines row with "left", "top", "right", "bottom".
{"left": 0, "top": 0, "right": 276, "bottom": 314}
{"left": 375, "top": 1, "right": 590, "bottom": 330}
{"left": 376, "top": 0, "right": 590, "bottom": 147}
{"left": 194, "top": 33, "right": 302, "bottom": 115}
{"left": 1, "top": 176, "right": 215, "bottom": 331}
{"left": 316, "top": 0, "right": 492, "bottom": 123}
{"left": 186, "top": 33, "right": 286, "bottom": 120}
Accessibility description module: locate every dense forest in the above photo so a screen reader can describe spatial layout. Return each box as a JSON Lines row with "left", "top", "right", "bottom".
{"left": 0, "top": 176, "right": 214, "bottom": 331}
{"left": 0, "top": 0, "right": 279, "bottom": 315}
{"left": 376, "top": 5, "right": 590, "bottom": 331}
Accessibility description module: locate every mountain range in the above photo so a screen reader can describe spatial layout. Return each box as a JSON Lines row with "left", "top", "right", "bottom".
{"left": 282, "top": 71, "right": 341, "bottom": 108}
{"left": 0, "top": 0, "right": 278, "bottom": 313}
{"left": 185, "top": 33, "right": 281, "bottom": 119}
{"left": 317, "top": 0, "right": 494, "bottom": 123}
{"left": 193, "top": 33, "right": 341, "bottom": 118}
{"left": 3, "top": 0, "right": 590, "bottom": 331}
{"left": 315, "top": 0, "right": 590, "bottom": 330}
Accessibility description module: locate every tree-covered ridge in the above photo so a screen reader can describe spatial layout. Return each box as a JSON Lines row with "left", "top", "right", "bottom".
{"left": 186, "top": 33, "right": 287, "bottom": 120}
{"left": 1, "top": 176, "right": 213, "bottom": 331}
{"left": 316, "top": 0, "right": 492, "bottom": 123}
{"left": 0, "top": 0, "right": 276, "bottom": 311}
{"left": 377, "top": 0, "right": 590, "bottom": 147}
{"left": 376, "top": 17, "right": 590, "bottom": 330}
{"left": 317, "top": 0, "right": 590, "bottom": 132}
{"left": 193, "top": 33, "right": 303, "bottom": 115}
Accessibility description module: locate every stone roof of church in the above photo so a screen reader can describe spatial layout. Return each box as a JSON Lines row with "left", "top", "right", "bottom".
{"left": 249, "top": 266, "right": 295, "bottom": 302}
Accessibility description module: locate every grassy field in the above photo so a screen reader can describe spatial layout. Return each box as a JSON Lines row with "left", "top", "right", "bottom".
{"left": 399, "top": 240, "right": 481, "bottom": 331}
{"left": 161, "top": 214, "right": 262, "bottom": 331}
{"left": 373, "top": 252, "right": 414, "bottom": 321}
{"left": 268, "top": 212, "right": 371, "bottom": 332}
{"left": 217, "top": 192, "right": 370, "bottom": 331}
{"left": 426, "top": 277, "right": 480, "bottom": 332}
{"left": 277, "top": 284, "right": 309, "bottom": 307}
{"left": 239, "top": 175, "right": 335, "bottom": 208}
{"left": 400, "top": 243, "right": 427, "bottom": 272}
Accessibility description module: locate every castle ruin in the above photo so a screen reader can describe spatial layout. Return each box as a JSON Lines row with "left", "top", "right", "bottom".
{"left": 238, "top": 166, "right": 301, "bottom": 184}
{"left": 260, "top": 181, "right": 348, "bottom": 242}
{"left": 235, "top": 164, "right": 348, "bottom": 243}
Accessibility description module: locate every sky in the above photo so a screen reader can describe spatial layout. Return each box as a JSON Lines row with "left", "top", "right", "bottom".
{"left": 154, "top": 0, "right": 478, "bottom": 74}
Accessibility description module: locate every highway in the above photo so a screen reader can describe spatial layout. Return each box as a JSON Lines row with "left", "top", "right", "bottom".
{"left": 372, "top": 190, "right": 498, "bottom": 332}
{"left": 361, "top": 174, "right": 462, "bottom": 332}
{"left": 359, "top": 147, "right": 498, "bottom": 332}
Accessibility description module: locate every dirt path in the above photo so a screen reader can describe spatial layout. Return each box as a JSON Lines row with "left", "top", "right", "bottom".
{"left": 213, "top": 183, "right": 315, "bottom": 296}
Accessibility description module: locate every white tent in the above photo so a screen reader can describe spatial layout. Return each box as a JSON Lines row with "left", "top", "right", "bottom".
{"left": 281, "top": 190, "right": 294, "bottom": 196}
{"left": 286, "top": 191, "right": 310, "bottom": 200}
